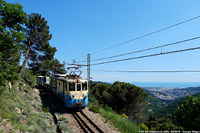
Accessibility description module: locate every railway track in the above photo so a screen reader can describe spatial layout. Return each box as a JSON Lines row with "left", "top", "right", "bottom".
{"left": 38, "top": 87, "right": 63, "bottom": 133}
{"left": 72, "top": 111, "right": 104, "bottom": 133}
{"left": 38, "top": 87, "right": 105, "bottom": 133}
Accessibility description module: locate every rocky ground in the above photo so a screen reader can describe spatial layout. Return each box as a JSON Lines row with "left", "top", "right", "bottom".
{"left": 0, "top": 82, "right": 120, "bottom": 133}
{"left": 0, "top": 81, "right": 57, "bottom": 132}
{"left": 39, "top": 87, "right": 119, "bottom": 133}
{"left": 63, "top": 107, "right": 119, "bottom": 133}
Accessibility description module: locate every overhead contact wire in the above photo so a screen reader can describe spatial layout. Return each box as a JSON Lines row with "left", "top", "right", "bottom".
{"left": 91, "top": 70, "right": 200, "bottom": 73}
{"left": 85, "top": 36, "right": 200, "bottom": 63}
{"left": 90, "top": 46, "right": 200, "bottom": 66}
{"left": 89, "top": 15, "right": 200, "bottom": 55}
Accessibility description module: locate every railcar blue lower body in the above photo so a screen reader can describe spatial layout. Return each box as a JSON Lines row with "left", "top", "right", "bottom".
{"left": 64, "top": 94, "right": 88, "bottom": 108}
{"left": 50, "top": 85, "right": 88, "bottom": 108}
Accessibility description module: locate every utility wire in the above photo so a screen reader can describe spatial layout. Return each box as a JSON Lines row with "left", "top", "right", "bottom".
{"left": 91, "top": 70, "right": 200, "bottom": 73}
{"left": 90, "top": 46, "right": 200, "bottom": 66}
{"left": 89, "top": 15, "right": 200, "bottom": 55}
{"left": 77, "top": 36, "right": 200, "bottom": 63}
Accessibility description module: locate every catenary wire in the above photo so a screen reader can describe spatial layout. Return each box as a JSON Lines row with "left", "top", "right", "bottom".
{"left": 90, "top": 46, "right": 200, "bottom": 66}
{"left": 77, "top": 36, "right": 200, "bottom": 63}
{"left": 89, "top": 15, "right": 200, "bottom": 55}
{"left": 90, "top": 70, "right": 200, "bottom": 73}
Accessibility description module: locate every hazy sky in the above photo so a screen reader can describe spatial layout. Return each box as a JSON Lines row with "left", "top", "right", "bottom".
{"left": 7, "top": 0, "right": 200, "bottom": 82}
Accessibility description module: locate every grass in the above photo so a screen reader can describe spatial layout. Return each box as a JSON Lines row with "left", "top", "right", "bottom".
{"left": 99, "top": 109, "right": 141, "bottom": 133}
{"left": 0, "top": 78, "right": 56, "bottom": 132}
{"left": 0, "top": 69, "right": 69, "bottom": 132}
{"left": 55, "top": 113, "right": 70, "bottom": 132}
{"left": 89, "top": 95, "right": 141, "bottom": 132}
{"left": 60, "top": 121, "right": 70, "bottom": 133}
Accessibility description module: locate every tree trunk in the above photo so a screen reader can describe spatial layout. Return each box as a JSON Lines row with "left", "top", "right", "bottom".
{"left": 19, "top": 45, "right": 30, "bottom": 77}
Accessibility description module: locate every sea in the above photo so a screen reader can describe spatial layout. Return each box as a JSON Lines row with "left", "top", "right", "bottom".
{"left": 107, "top": 82, "right": 200, "bottom": 88}
{"left": 130, "top": 82, "right": 200, "bottom": 88}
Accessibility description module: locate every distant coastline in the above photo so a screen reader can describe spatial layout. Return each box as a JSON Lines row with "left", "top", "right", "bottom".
{"left": 106, "top": 82, "right": 200, "bottom": 88}
{"left": 131, "top": 82, "right": 200, "bottom": 88}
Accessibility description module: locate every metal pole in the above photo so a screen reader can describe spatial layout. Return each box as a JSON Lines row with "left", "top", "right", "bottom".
{"left": 87, "top": 54, "right": 90, "bottom": 90}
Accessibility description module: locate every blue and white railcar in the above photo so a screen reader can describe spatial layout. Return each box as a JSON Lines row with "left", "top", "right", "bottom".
{"left": 50, "top": 74, "right": 88, "bottom": 108}
{"left": 37, "top": 76, "right": 50, "bottom": 88}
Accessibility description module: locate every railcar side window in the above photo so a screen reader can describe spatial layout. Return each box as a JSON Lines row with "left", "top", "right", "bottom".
{"left": 65, "top": 84, "right": 68, "bottom": 91}
{"left": 77, "top": 84, "right": 81, "bottom": 91}
{"left": 51, "top": 79, "right": 54, "bottom": 86}
{"left": 82, "top": 83, "right": 87, "bottom": 91}
{"left": 69, "top": 83, "right": 75, "bottom": 91}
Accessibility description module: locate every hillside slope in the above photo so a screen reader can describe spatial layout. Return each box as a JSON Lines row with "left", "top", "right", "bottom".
{"left": 154, "top": 92, "right": 200, "bottom": 118}
{"left": 0, "top": 80, "right": 57, "bottom": 132}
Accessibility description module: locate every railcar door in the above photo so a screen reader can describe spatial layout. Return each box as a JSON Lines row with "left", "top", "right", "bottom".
{"left": 76, "top": 83, "right": 83, "bottom": 100}
{"left": 69, "top": 83, "right": 76, "bottom": 98}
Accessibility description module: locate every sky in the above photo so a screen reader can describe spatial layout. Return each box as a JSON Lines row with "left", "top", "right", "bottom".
{"left": 6, "top": 0, "right": 200, "bottom": 82}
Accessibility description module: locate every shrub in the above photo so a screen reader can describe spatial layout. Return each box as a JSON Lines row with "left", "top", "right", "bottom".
{"left": 122, "top": 113, "right": 128, "bottom": 119}
{"left": 100, "top": 109, "right": 140, "bottom": 133}
{"left": 0, "top": 86, "right": 6, "bottom": 96}
{"left": 42, "top": 106, "right": 49, "bottom": 113}
{"left": 172, "top": 96, "right": 200, "bottom": 130}
{"left": 22, "top": 68, "right": 36, "bottom": 86}
{"left": 89, "top": 104, "right": 100, "bottom": 113}
{"left": 104, "top": 104, "right": 113, "bottom": 112}
{"left": 140, "top": 123, "right": 149, "bottom": 131}
{"left": 60, "top": 121, "right": 69, "bottom": 132}
{"left": 90, "top": 81, "right": 147, "bottom": 123}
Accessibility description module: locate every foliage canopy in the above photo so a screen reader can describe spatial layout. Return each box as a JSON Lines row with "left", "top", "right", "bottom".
{"left": 0, "top": 0, "right": 27, "bottom": 85}
{"left": 91, "top": 81, "right": 147, "bottom": 123}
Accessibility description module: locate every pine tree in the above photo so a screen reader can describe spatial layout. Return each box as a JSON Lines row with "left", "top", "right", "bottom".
{"left": 50, "top": 58, "right": 66, "bottom": 74}
{"left": 19, "top": 13, "right": 56, "bottom": 77}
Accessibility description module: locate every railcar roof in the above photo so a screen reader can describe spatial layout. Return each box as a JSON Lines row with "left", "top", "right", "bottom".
{"left": 51, "top": 76, "right": 87, "bottom": 83}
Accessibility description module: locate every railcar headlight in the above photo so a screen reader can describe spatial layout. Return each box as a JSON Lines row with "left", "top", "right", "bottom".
{"left": 71, "top": 95, "right": 74, "bottom": 100}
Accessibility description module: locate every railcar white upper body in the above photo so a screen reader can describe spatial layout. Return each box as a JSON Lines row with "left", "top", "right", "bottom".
{"left": 50, "top": 74, "right": 88, "bottom": 108}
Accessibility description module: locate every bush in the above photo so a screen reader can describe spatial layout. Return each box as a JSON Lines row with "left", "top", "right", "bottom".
{"left": 89, "top": 104, "right": 100, "bottom": 113}
{"left": 145, "top": 117, "right": 183, "bottom": 131}
{"left": 100, "top": 109, "right": 140, "bottom": 133}
{"left": 172, "top": 96, "right": 200, "bottom": 130}
{"left": 104, "top": 104, "right": 113, "bottom": 112}
{"left": 60, "top": 121, "right": 69, "bottom": 132}
{"left": 0, "top": 80, "right": 56, "bottom": 132}
{"left": 0, "top": 86, "right": 6, "bottom": 96}
{"left": 22, "top": 68, "right": 36, "bottom": 86}
{"left": 140, "top": 123, "right": 149, "bottom": 131}
{"left": 90, "top": 81, "right": 147, "bottom": 122}
{"left": 42, "top": 106, "right": 49, "bottom": 113}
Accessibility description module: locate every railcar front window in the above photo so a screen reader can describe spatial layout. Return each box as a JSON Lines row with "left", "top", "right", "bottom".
{"left": 82, "top": 83, "right": 87, "bottom": 91}
{"left": 77, "top": 84, "right": 81, "bottom": 91}
{"left": 43, "top": 78, "right": 46, "bottom": 82}
{"left": 69, "top": 83, "right": 75, "bottom": 91}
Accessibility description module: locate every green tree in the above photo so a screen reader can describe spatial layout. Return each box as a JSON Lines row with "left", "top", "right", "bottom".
{"left": 172, "top": 96, "right": 200, "bottom": 130}
{"left": 145, "top": 116, "right": 183, "bottom": 131}
{"left": 38, "top": 58, "right": 66, "bottom": 75}
{"left": 91, "top": 81, "right": 147, "bottom": 123}
{"left": 111, "top": 82, "right": 147, "bottom": 123}
{"left": 0, "top": 0, "right": 27, "bottom": 85}
{"left": 19, "top": 13, "right": 56, "bottom": 77}
{"left": 50, "top": 58, "right": 66, "bottom": 74}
